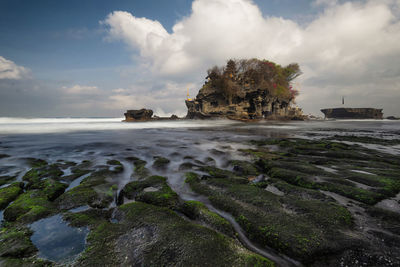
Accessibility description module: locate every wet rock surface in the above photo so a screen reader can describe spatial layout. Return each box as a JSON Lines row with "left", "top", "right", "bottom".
{"left": 0, "top": 120, "right": 400, "bottom": 266}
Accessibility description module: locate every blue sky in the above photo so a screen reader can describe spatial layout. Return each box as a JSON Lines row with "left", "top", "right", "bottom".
{"left": 0, "top": 0, "right": 314, "bottom": 80}
{"left": 1, "top": 0, "right": 399, "bottom": 117}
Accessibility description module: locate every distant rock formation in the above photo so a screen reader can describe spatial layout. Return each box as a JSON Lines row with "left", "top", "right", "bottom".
{"left": 320, "top": 108, "right": 383, "bottom": 119}
{"left": 124, "top": 109, "right": 153, "bottom": 122}
{"left": 386, "top": 116, "right": 399, "bottom": 120}
{"left": 124, "top": 109, "right": 180, "bottom": 122}
{"left": 185, "top": 59, "right": 304, "bottom": 120}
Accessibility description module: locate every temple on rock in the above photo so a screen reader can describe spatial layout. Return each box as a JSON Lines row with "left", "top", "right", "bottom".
{"left": 185, "top": 59, "right": 304, "bottom": 120}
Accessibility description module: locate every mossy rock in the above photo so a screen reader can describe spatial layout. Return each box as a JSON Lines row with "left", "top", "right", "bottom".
{"left": 76, "top": 202, "right": 274, "bottom": 267}
{"left": 0, "top": 257, "right": 52, "bottom": 267}
{"left": 152, "top": 156, "right": 170, "bottom": 169}
{"left": 3, "top": 191, "right": 55, "bottom": 223}
{"left": 186, "top": 170, "right": 354, "bottom": 262}
{"left": 328, "top": 135, "right": 400, "bottom": 146}
{"left": 41, "top": 179, "right": 68, "bottom": 201}
{"left": 180, "top": 200, "right": 234, "bottom": 237}
{"left": 107, "top": 160, "right": 124, "bottom": 173}
{"left": 57, "top": 170, "right": 116, "bottom": 210}
{"left": 71, "top": 160, "right": 92, "bottom": 174}
{"left": 0, "top": 182, "right": 23, "bottom": 210}
{"left": 120, "top": 176, "right": 179, "bottom": 208}
{"left": 239, "top": 148, "right": 281, "bottom": 160}
{"left": 0, "top": 176, "right": 16, "bottom": 187}
{"left": 62, "top": 169, "right": 90, "bottom": 183}
{"left": 126, "top": 157, "right": 150, "bottom": 179}
{"left": 230, "top": 160, "right": 259, "bottom": 176}
{"left": 0, "top": 227, "right": 37, "bottom": 257}
{"left": 63, "top": 209, "right": 111, "bottom": 228}
{"left": 24, "top": 158, "right": 47, "bottom": 168}
{"left": 365, "top": 206, "right": 400, "bottom": 235}
{"left": 22, "top": 164, "right": 63, "bottom": 188}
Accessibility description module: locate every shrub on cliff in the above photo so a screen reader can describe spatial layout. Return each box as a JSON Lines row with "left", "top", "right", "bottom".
{"left": 206, "top": 59, "right": 301, "bottom": 103}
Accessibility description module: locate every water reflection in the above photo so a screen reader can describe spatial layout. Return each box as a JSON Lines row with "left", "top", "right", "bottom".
{"left": 30, "top": 214, "right": 88, "bottom": 263}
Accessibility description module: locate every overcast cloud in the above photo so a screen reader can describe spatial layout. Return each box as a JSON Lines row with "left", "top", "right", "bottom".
{"left": 102, "top": 0, "right": 400, "bottom": 116}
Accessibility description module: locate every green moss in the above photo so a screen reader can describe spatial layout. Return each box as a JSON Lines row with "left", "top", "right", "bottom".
{"left": 184, "top": 172, "right": 200, "bottom": 183}
{"left": 0, "top": 176, "right": 16, "bottom": 187}
{"left": 107, "top": 160, "right": 124, "bottom": 173}
{"left": 126, "top": 157, "right": 150, "bottom": 178}
{"left": 0, "top": 227, "right": 37, "bottom": 257}
{"left": 78, "top": 202, "right": 273, "bottom": 266}
{"left": 25, "top": 158, "right": 47, "bottom": 168}
{"left": 328, "top": 135, "right": 400, "bottom": 146}
{"left": 0, "top": 182, "right": 23, "bottom": 210}
{"left": 269, "top": 167, "right": 318, "bottom": 189}
{"left": 152, "top": 156, "right": 170, "bottom": 169}
{"left": 63, "top": 209, "right": 110, "bottom": 228}
{"left": 185, "top": 172, "right": 216, "bottom": 196}
{"left": 243, "top": 253, "right": 275, "bottom": 267}
{"left": 239, "top": 149, "right": 280, "bottom": 160}
{"left": 3, "top": 191, "right": 55, "bottom": 223}
{"left": 365, "top": 206, "right": 400, "bottom": 235}
{"left": 121, "top": 176, "right": 179, "bottom": 208}
{"left": 57, "top": 170, "right": 116, "bottom": 210}
{"left": 319, "top": 182, "right": 383, "bottom": 205}
{"left": 230, "top": 160, "right": 259, "bottom": 176}
{"left": 22, "top": 164, "right": 63, "bottom": 188}
{"left": 0, "top": 257, "right": 52, "bottom": 267}
{"left": 180, "top": 200, "right": 234, "bottom": 237}
{"left": 41, "top": 179, "right": 68, "bottom": 201}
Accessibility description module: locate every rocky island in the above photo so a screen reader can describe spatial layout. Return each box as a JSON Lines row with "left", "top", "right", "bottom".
{"left": 186, "top": 59, "right": 304, "bottom": 120}
{"left": 321, "top": 108, "right": 383, "bottom": 119}
{"left": 124, "top": 109, "right": 179, "bottom": 122}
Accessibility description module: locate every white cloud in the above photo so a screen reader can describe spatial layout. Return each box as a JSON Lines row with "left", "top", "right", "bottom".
{"left": 111, "top": 88, "right": 129, "bottom": 94}
{"left": 63, "top": 84, "right": 100, "bottom": 94}
{"left": 102, "top": 0, "right": 400, "bottom": 116}
{"left": 0, "top": 56, "right": 30, "bottom": 80}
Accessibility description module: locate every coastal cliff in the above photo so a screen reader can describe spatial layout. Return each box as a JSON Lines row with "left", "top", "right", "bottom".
{"left": 186, "top": 59, "right": 304, "bottom": 120}
{"left": 321, "top": 108, "right": 383, "bottom": 119}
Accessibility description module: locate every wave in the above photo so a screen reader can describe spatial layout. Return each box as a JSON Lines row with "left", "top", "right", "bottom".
{"left": 0, "top": 117, "right": 237, "bottom": 134}
{"left": 0, "top": 117, "right": 123, "bottom": 124}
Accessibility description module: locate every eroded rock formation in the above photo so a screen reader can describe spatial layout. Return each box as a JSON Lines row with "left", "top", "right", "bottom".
{"left": 185, "top": 59, "right": 304, "bottom": 120}
{"left": 124, "top": 109, "right": 153, "bottom": 122}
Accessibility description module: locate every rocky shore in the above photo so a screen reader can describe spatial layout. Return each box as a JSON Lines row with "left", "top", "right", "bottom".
{"left": 1, "top": 124, "right": 400, "bottom": 266}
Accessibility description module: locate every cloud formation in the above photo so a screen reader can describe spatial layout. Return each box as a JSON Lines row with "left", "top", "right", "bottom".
{"left": 103, "top": 0, "right": 400, "bottom": 116}
{"left": 63, "top": 84, "right": 100, "bottom": 94}
{"left": 0, "top": 56, "right": 30, "bottom": 80}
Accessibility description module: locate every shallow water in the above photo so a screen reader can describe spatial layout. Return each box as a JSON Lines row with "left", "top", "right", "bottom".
{"left": 29, "top": 214, "right": 89, "bottom": 263}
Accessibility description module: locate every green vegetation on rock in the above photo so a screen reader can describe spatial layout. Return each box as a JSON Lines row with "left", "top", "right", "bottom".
{"left": 0, "top": 182, "right": 23, "bottom": 210}
{"left": 3, "top": 191, "right": 55, "bottom": 223}
{"left": 76, "top": 202, "right": 274, "bottom": 267}
{"left": 121, "top": 175, "right": 179, "bottom": 208}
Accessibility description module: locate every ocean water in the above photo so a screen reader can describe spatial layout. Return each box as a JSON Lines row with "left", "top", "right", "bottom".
{"left": 1, "top": 117, "right": 399, "bottom": 264}
{"left": 1, "top": 117, "right": 399, "bottom": 187}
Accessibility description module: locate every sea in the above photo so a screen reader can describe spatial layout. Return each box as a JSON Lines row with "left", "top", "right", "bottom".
{"left": 1, "top": 117, "right": 400, "bottom": 194}
{"left": 1, "top": 117, "right": 400, "bottom": 264}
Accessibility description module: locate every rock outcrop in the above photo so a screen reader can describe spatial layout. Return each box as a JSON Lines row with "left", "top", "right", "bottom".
{"left": 321, "top": 108, "right": 383, "bottom": 119}
{"left": 185, "top": 59, "right": 304, "bottom": 120}
{"left": 124, "top": 109, "right": 153, "bottom": 122}
{"left": 186, "top": 91, "right": 303, "bottom": 120}
{"left": 124, "top": 109, "right": 180, "bottom": 122}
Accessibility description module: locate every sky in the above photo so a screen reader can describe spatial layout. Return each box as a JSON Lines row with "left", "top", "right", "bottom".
{"left": 0, "top": 0, "right": 399, "bottom": 117}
